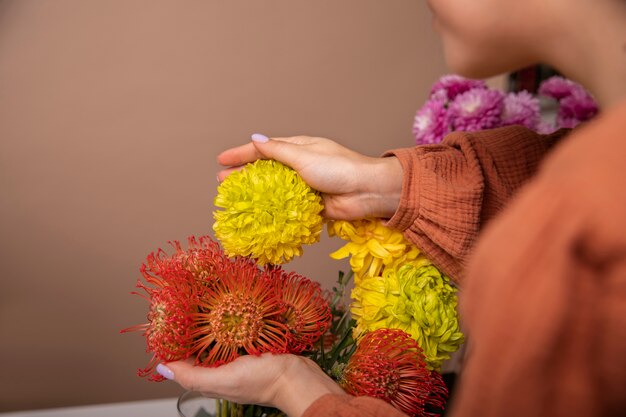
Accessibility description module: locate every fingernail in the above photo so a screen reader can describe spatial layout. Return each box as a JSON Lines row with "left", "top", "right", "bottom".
{"left": 251, "top": 133, "right": 269, "bottom": 143}
{"left": 216, "top": 175, "right": 221, "bottom": 183}
{"left": 156, "top": 363, "right": 174, "bottom": 380}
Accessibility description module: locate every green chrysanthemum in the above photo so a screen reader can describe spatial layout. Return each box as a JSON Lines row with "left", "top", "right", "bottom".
{"left": 351, "top": 260, "right": 464, "bottom": 370}
{"left": 213, "top": 160, "right": 324, "bottom": 265}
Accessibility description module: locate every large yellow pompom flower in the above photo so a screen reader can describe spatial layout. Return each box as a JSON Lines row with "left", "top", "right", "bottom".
{"left": 213, "top": 160, "right": 324, "bottom": 265}
{"left": 351, "top": 261, "right": 464, "bottom": 370}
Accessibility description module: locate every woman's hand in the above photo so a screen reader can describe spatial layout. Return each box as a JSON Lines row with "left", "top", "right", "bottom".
{"left": 217, "top": 135, "right": 403, "bottom": 220}
{"left": 158, "top": 353, "right": 347, "bottom": 417}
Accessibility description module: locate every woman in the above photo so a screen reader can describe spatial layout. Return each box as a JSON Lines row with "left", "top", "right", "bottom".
{"left": 158, "top": 1, "right": 626, "bottom": 416}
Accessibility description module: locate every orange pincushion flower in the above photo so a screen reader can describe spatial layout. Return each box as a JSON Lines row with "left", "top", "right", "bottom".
{"left": 125, "top": 235, "right": 332, "bottom": 380}
{"left": 269, "top": 268, "right": 333, "bottom": 353}
{"left": 142, "top": 235, "right": 231, "bottom": 283}
{"left": 122, "top": 270, "right": 199, "bottom": 381}
{"left": 341, "top": 329, "right": 448, "bottom": 417}
{"left": 192, "top": 257, "right": 290, "bottom": 366}
{"left": 123, "top": 236, "right": 233, "bottom": 380}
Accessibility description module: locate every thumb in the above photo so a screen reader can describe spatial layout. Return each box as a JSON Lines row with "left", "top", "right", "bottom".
{"left": 157, "top": 360, "right": 216, "bottom": 392}
{"left": 158, "top": 359, "right": 260, "bottom": 403}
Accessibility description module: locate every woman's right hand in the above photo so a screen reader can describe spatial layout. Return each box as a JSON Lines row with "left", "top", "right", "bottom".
{"left": 161, "top": 353, "right": 347, "bottom": 417}
{"left": 216, "top": 135, "right": 403, "bottom": 220}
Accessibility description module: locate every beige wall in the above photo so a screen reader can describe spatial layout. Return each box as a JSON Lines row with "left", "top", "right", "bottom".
{"left": 0, "top": 0, "right": 448, "bottom": 411}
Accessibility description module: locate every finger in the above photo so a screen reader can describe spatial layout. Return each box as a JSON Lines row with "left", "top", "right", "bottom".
{"left": 217, "top": 143, "right": 265, "bottom": 167}
{"left": 217, "top": 165, "right": 246, "bottom": 182}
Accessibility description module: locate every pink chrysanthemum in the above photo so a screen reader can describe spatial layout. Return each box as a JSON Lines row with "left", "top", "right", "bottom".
{"left": 501, "top": 91, "right": 541, "bottom": 129}
{"left": 413, "top": 97, "right": 450, "bottom": 145}
{"left": 269, "top": 268, "right": 333, "bottom": 353}
{"left": 448, "top": 88, "right": 505, "bottom": 132}
{"left": 536, "top": 120, "right": 558, "bottom": 135}
{"left": 341, "top": 329, "right": 448, "bottom": 417}
{"left": 538, "top": 76, "right": 579, "bottom": 100}
{"left": 192, "top": 257, "right": 290, "bottom": 366}
{"left": 557, "top": 88, "right": 598, "bottom": 128}
{"left": 430, "top": 75, "right": 487, "bottom": 101}
{"left": 538, "top": 76, "right": 598, "bottom": 131}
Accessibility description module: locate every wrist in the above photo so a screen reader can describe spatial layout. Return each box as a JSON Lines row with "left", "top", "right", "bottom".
{"left": 273, "top": 357, "right": 346, "bottom": 417}
{"left": 362, "top": 156, "right": 403, "bottom": 219}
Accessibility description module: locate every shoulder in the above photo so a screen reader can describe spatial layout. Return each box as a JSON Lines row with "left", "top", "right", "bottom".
{"left": 454, "top": 102, "right": 626, "bottom": 417}
{"left": 540, "top": 100, "right": 626, "bottom": 216}
{"left": 538, "top": 101, "right": 626, "bottom": 263}
{"left": 471, "top": 100, "right": 626, "bottom": 277}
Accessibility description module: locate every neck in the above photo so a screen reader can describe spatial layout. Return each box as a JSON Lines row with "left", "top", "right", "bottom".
{"left": 542, "top": 2, "right": 626, "bottom": 109}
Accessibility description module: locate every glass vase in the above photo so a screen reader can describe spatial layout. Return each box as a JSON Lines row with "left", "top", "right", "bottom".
{"left": 177, "top": 391, "right": 286, "bottom": 417}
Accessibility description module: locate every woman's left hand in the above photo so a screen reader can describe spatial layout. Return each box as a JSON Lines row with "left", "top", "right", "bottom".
{"left": 158, "top": 353, "right": 347, "bottom": 417}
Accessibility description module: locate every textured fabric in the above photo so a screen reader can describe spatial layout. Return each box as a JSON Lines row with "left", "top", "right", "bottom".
{"left": 302, "top": 393, "right": 408, "bottom": 417}
{"left": 384, "top": 126, "right": 566, "bottom": 283}
{"left": 448, "top": 100, "right": 626, "bottom": 417}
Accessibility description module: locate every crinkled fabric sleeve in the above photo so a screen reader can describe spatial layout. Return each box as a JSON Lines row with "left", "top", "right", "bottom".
{"left": 383, "top": 125, "right": 566, "bottom": 283}
{"left": 302, "top": 394, "right": 408, "bottom": 417}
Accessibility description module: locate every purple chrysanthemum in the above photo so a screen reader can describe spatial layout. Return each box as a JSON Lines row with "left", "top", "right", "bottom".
{"left": 430, "top": 75, "right": 487, "bottom": 101}
{"left": 538, "top": 76, "right": 598, "bottom": 130}
{"left": 413, "top": 74, "right": 598, "bottom": 141}
{"left": 536, "top": 120, "right": 558, "bottom": 135}
{"left": 448, "top": 88, "right": 505, "bottom": 132}
{"left": 538, "top": 76, "right": 580, "bottom": 100}
{"left": 501, "top": 91, "right": 541, "bottom": 129}
{"left": 413, "top": 97, "right": 450, "bottom": 145}
{"left": 557, "top": 88, "right": 598, "bottom": 128}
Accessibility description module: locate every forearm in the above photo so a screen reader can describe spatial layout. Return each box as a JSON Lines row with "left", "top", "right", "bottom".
{"left": 302, "top": 394, "right": 409, "bottom": 417}
{"left": 353, "top": 155, "right": 404, "bottom": 219}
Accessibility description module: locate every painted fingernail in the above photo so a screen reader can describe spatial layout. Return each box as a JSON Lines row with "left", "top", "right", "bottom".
{"left": 251, "top": 133, "right": 269, "bottom": 143}
{"left": 156, "top": 363, "right": 174, "bottom": 380}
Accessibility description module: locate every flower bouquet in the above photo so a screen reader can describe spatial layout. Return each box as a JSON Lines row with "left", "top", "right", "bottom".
{"left": 124, "top": 159, "right": 459, "bottom": 417}
{"left": 125, "top": 74, "right": 596, "bottom": 416}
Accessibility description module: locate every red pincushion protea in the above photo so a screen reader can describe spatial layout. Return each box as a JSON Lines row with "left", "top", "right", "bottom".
{"left": 341, "top": 329, "right": 448, "bottom": 417}
{"left": 142, "top": 236, "right": 231, "bottom": 283}
{"left": 269, "top": 268, "right": 332, "bottom": 353}
{"left": 123, "top": 235, "right": 232, "bottom": 381}
{"left": 192, "top": 257, "right": 290, "bottom": 366}
{"left": 122, "top": 274, "right": 199, "bottom": 381}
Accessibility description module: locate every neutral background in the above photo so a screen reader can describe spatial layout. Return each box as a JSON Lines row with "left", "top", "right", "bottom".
{"left": 0, "top": 0, "right": 469, "bottom": 411}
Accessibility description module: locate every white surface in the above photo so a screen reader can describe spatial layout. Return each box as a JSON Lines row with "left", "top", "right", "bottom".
{"left": 0, "top": 398, "right": 182, "bottom": 417}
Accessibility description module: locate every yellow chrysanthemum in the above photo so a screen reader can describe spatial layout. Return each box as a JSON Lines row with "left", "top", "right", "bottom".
{"left": 213, "top": 160, "right": 323, "bottom": 265}
{"left": 328, "top": 219, "right": 422, "bottom": 283}
{"left": 350, "top": 261, "right": 464, "bottom": 370}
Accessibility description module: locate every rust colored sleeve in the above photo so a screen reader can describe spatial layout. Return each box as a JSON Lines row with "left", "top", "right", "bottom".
{"left": 383, "top": 125, "right": 566, "bottom": 283}
{"left": 302, "top": 394, "right": 408, "bottom": 417}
